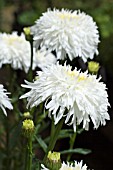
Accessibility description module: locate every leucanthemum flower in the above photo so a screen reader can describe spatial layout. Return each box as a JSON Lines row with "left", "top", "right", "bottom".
{"left": 60, "top": 161, "right": 88, "bottom": 170}
{"left": 31, "top": 8, "right": 99, "bottom": 62}
{"left": 20, "top": 63, "right": 110, "bottom": 132}
{"left": 0, "top": 32, "right": 35, "bottom": 73}
{"left": 0, "top": 84, "right": 13, "bottom": 115}
{"left": 41, "top": 161, "right": 88, "bottom": 170}
{"left": 34, "top": 50, "right": 57, "bottom": 70}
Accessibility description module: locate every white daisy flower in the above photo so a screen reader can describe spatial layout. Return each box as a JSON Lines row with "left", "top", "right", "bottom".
{"left": 20, "top": 63, "right": 110, "bottom": 132}
{"left": 34, "top": 50, "right": 57, "bottom": 70}
{"left": 60, "top": 161, "right": 88, "bottom": 170}
{"left": 31, "top": 8, "right": 99, "bottom": 62}
{"left": 0, "top": 84, "right": 13, "bottom": 115}
{"left": 41, "top": 161, "right": 88, "bottom": 170}
{"left": 0, "top": 32, "right": 35, "bottom": 73}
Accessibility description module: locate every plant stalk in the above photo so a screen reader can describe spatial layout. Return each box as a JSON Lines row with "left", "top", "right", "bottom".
{"left": 67, "top": 132, "right": 77, "bottom": 161}
{"left": 44, "top": 118, "right": 64, "bottom": 161}
{"left": 25, "top": 137, "right": 33, "bottom": 170}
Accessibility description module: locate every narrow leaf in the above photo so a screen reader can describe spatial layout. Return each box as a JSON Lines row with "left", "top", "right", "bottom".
{"left": 60, "top": 148, "right": 91, "bottom": 155}
{"left": 35, "top": 135, "right": 47, "bottom": 153}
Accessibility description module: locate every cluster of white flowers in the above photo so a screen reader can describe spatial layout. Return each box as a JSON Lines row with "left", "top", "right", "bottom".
{"left": 41, "top": 160, "right": 88, "bottom": 170}
{"left": 0, "top": 7, "right": 110, "bottom": 170}
{"left": 0, "top": 84, "right": 13, "bottom": 115}
{"left": 20, "top": 63, "right": 110, "bottom": 132}
{"left": 31, "top": 8, "right": 99, "bottom": 62}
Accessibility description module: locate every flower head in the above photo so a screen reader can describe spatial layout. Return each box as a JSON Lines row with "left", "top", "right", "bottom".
{"left": 0, "top": 84, "right": 13, "bottom": 115}
{"left": 41, "top": 161, "right": 88, "bottom": 170}
{"left": 0, "top": 32, "right": 36, "bottom": 72}
{"left": 20, "top": 63, "right": 110, "bottom": 132}
{"left": 31, "top": 8, "right": 99, "bottom": 62}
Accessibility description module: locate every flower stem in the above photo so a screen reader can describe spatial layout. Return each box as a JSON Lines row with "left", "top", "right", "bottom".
{"left": 44, "top": 118, "right": 64, "bottom": 161}
{"left": 25, "top": 137, "right": 33, "bottom": 170}
{"left": 6, "top": 114, "right": 10, "bottom": 170}
{"left": 67, "top": 132, "right": 77, "bottom": 161}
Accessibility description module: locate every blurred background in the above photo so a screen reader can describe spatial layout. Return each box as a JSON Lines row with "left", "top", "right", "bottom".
{"left": 0, "top": 0, "right": 113, "bottom": 169}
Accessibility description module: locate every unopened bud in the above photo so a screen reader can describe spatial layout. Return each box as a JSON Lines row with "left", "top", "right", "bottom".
{"left": 23, "top": 112, "right": 32, "bottom": 119}
{"left": 88, "top": 61, "right": 100, "bottom": 74}
{"left": 22, "top": 119, "right": 34, "bottom": 138}
{"left": 24, "top": 27, "right": 31, "bottom": 35}
{"left": 23, "top": 27, "right": 33, "bottom": 42}
{"left": 45, "top": 151, "right": 61, "bottom": 170}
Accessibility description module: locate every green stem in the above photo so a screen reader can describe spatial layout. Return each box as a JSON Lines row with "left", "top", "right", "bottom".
{"left": 25, "top": 143, "right": 28, "bottom": 170}
{"left": 25, "top": 137, "right": 33, "bottom": 170}
{"left": 44, "top": 118, "right": 64, "bottom": 161}
{"left": 6, "top": 115, "right": 10, "bottom": 170}
{"left": 7, "top": 65, "right": 17, "bottom": 93}
{"left": 67, "top": 132, "right": 77, "bottom": 161}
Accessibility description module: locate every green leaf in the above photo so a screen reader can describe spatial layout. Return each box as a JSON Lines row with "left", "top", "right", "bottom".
{"left": 35, "top": 135, "right": 47, "bottom": 153}
{"left": 58, "top": 129, "right": 73, "bottom": 139}
{"left": 60, "top": 148, "right": 91, "bottom": 155}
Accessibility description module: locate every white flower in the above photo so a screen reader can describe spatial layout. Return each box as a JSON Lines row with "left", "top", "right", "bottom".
{"left": 34, "top": 50, "right": 57, "bottom": 70}
{"left": 20, "top": 63, "right": 110, "bottom": 132}
{"left": 0, "top": 84, "right": 13, "bottom": 115}
{"left": 60, "top": 161, "right": 88, "bottom": 170}
{"left": 31, "top": 8, "right": 99, "bottom": 62}
{"left": 0, "top": 32, "right": 35, "bottom": 73}
{"left": 41, "top": 161, "right": 88, "bottom": 170}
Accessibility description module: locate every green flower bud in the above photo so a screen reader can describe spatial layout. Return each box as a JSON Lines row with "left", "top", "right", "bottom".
{"left": 22, "top": 119, "right": 34, "bottom": 138}
{"left": 23, "top": 27, "right": 31, "bottom": 35}
{"left": 88, "top": 61, "right": 100, "bottom": 74}
{"left": 23, "top": 27, "right": 33, "bottom": 42}
{"left": 23, "top": 112, "right": 32, "bottom": 119}
{"left": 45, "top": 151, "right": 61, "bottom": 170}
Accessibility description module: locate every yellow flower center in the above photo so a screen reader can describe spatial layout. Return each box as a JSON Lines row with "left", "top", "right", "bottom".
{"left": 66, "top": 69, "right": 88, "bottom": 82}
{"left": 78, "top": 74, "right": 87, "bottom": 81}
{"left": 58, "top": 13, "right": 78, "bottom": 20}
{"left": 67, "top": 70, "right": 79, "bottom": 77}
{"left": 4, "top": 36, "right": 23, "bottom": 45}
